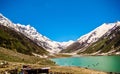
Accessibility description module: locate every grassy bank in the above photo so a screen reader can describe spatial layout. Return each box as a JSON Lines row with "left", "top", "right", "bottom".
{"left": 50, "top": 66, "right": 107, "bottom": 74}
{"left": 0, "top": 47, "right": 55, "bottom": 65}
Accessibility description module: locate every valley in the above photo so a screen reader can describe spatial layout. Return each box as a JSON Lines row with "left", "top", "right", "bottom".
{"left": 0, "top": 14, "right": 120, "bottom": 73}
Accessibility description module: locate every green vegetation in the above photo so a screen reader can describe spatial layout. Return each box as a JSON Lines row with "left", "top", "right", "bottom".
{"left": 0, "top": 47, "right": 55, "bottom": 65}
{"left": 0, "top": 25, "right": 48, "bottom": 55}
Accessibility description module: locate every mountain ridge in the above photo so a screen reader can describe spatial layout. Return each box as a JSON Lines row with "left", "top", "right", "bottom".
{"left": 1, "top": 13, "right": 120, "bottom": 55}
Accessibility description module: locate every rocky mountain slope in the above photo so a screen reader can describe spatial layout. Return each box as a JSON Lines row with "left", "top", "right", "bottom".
{"left": 61, "top": 22, "right": 120, "bottom": 55}
{"left": 0, "top": 14, "right": 74, "bottom": 53}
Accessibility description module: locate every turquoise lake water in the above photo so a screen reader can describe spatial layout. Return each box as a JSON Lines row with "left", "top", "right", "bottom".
{"left": 51, "top": 56, "right": 120, "bottom": 73}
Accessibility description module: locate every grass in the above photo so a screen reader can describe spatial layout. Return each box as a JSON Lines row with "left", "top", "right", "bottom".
{"left": 0, "top": 47, "right": 55, "bottom": 65}
{"left": 50, "top": 66, "right": 107, "bottom": 74}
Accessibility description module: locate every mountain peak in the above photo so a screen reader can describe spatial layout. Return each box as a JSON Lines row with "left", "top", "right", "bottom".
{"left": 0, "top": 13, "right": 9, "bottom": 21}
{"left": 77, "top": 22, "right": 116, "bottom": 43}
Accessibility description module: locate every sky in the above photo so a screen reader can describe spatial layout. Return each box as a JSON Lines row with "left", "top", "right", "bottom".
{"left": 0, "top": 0, "right": 120, "bottom": 42}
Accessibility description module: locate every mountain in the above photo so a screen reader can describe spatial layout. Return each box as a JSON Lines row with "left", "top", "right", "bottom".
{"left": 1, "top": 13, "right": 120, "bottom": 55}
{"left": 0, "top": 14, "right": 74, "bottom": 53}
{"left": 0, "top": 22, "right": 48, "bottom": 56}
{"left": 61, "top": 22, "right": 120, "bottom": 55}
{"left": 78, "top": 22, "right": 120, "bottom": 55}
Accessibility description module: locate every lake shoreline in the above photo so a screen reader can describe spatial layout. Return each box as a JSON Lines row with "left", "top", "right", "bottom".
{"left": 57, "top": 52, "right": 120, "bottom": 57}
{"left": 49, "top": 53, "right": 120, "bottom": 59}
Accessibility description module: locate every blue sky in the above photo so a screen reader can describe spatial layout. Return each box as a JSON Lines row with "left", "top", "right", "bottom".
{"left": 0, "top": 0, "right": 120, "bottom": 42}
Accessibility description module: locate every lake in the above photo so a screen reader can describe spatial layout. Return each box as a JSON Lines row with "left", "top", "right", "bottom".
{"left": 51, "top": 56, "right": 120, "bottom": 73}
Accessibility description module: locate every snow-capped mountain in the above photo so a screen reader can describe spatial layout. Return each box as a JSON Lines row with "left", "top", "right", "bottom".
{"left": 0, "top": 14, "right": 74, "bottom": 53}
{"left": 77, "top": 23, "right": 115, "bottom": 44}
{"left": 77, "top": 22, "right": 120, "bottom": 55}
{"left": 61, "top": 21, "right": 120, "bottom": 53}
